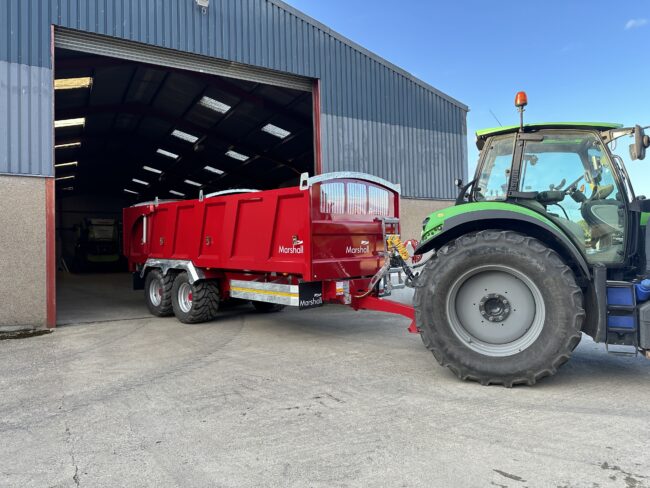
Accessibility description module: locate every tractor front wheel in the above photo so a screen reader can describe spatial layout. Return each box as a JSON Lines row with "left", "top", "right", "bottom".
{"left": 414, "top": 230, "right": 584, "bottom": 386}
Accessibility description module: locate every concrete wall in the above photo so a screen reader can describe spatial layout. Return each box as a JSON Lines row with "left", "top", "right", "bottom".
{"left": 399, "top": 198, "right": 453, "bottom": 242}
{"left": 0, "top": 175, "right": 47, "bottom": 331}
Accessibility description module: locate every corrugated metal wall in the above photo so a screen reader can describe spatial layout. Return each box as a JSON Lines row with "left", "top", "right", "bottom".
{"left": 0, "top": 60, "right": 53, "bottom": 176}
{"left": 0, "top": 0, "right": 467, "bottom": 198}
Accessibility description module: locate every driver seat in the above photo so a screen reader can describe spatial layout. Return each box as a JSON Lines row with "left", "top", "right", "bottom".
{"left": 580, "top": 185, "right": 624, "bottom": 240}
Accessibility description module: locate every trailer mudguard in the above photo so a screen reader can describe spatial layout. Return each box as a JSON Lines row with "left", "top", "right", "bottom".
{"left": 415, "top": 202, "right": 591, "bottom": 280}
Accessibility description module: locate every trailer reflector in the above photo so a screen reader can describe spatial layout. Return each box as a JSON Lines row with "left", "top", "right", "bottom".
{"left": 229, "top": 280, "right": 299, "bottom": 306}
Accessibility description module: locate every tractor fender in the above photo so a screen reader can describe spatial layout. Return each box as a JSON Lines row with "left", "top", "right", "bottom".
{"left": 415, "top": 207, "right": 591, "bottom": 281}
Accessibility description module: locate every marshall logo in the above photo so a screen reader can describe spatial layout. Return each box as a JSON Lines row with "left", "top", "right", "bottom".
{"left": 300, "top": 292, "right": 323, "bottom": 308}
{"left": 279, "top": 245, "right": 304, "bottom": 254}
{"left": 346, "top": 240, "right": 370, "bottom": 254}
{"left": 279, "top": 235, "right": 304, "bottom": 254}
{"left": 299, "top": 282, "right": 324, "bottom": 310}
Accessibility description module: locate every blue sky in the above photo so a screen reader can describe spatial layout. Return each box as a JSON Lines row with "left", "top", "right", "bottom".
{"left": 287, "top": 0, "right": 650, "bottom": 196}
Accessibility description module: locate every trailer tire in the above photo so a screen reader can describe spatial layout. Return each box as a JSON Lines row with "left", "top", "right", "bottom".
{"left": 251, "top": 301, "right": 286, "bottom": 313}
{"left": 144, "top": 269, "right": 174, "bottom": 317}
{"left": 414, "top": 230, "right": 584, "bottom": 387}
{"left": 171, "top": 272, "right": 220, "bottom": 324}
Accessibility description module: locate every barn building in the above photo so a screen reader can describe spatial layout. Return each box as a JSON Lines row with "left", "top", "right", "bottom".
{"left": 0, "top": 0, "right": 468, "bottom": 329}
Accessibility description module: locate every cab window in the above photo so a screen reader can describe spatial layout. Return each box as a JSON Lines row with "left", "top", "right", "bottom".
{"left": 475, "top": 135, "right": 515, "bottom": 201}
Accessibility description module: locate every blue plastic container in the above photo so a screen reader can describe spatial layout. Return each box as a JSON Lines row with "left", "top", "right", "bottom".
{"left": 636, "top": 279, "right": 650, "bottom": 302}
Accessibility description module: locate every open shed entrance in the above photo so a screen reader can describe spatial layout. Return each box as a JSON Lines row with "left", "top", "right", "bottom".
{"left": 53, "top": 39, "right": 316, "bottom": 325}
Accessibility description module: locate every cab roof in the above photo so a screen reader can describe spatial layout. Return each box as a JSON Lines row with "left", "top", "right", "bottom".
{"left": 476, "top": 122, "right": 623, "bottom": 139}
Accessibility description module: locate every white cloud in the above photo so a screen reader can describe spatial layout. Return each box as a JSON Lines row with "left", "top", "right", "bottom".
{"left": 625, "top": 18, "right": 648, "bottom": 30}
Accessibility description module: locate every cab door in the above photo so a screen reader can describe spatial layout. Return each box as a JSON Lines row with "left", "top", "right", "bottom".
{"left": 518, "top": 131, "right": 627, "bottom": 265}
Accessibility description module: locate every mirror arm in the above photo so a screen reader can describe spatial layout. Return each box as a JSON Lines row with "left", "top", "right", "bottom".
{"left": 455, "top": 178, "right": 478, "bottom": 205}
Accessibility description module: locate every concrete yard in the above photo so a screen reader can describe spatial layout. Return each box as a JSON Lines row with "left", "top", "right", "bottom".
{"left": 2, "top": 279, "right": 650, "bottom": 487}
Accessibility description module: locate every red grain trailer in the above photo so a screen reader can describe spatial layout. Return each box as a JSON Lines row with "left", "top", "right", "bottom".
{"left": 123, "top": 172, "right": 415, "bottom": 329}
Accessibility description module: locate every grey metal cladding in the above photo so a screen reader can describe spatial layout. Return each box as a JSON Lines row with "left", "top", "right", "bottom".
{"left": 0, "top": 0, "right": 467, "bottom": 198}
{"left": 0, "top": 60, "right": 53, "bottom": 177}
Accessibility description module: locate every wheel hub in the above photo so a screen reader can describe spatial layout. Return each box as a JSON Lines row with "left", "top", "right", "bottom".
{"left": 479, "top": 293, "right": 511, "bottom": 322}
{"left": 446, "top": 265, "right": 546, "bottom": 357}
{"left": 178, "top": 282, "right": 193, "bottom": 313}
{"left": 149, "top": 278, "right": 163, "bottom": 307}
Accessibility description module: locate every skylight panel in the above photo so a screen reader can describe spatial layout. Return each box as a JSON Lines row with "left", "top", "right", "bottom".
{"left": 225, "top": 150, "right": 249, "bottom": 162}
{"left": 204, "top": 165, "right": 225, "bottom": 175}
{"left": 123, "top": 189, "right": 139, "bottom": 195}
{"left": 54, "top": 161, "right": 78, "bottom": 168}
{"left": 184, "top": 179, "right": 202, "bottom": 187}
{"left": 55, "top": 175, "right": 75, "bottom": 181}
{"left": 132, "top": 178, "right": 149, "bottom": 186}
{"left": 54, "top": 77, "right": 93, "bottom": 90}
{"left": 55, "top": 141, "right": 82, "bottom": 149}
{"left": 156, "top": 148, "right": 179, "bottom": 159}
{"left": 171, "top": 129, "right": 199, "bottom": 143}
{"left": 261, "top": 123, "right": 291, "bottom": 139}
{"left": 54, "top": 118, "right": 85, "bottom": 128}
{"left": 198, "top": 96, "right": 231, "bottom": 114}
{"left": 143, "top": 166, "right": 163, "bottom": 174}
{"left": 169, "top": 190, "right": 185, "bottom": 197}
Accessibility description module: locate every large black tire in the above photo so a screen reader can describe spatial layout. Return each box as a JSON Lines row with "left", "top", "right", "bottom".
{"left": 414, "top": 230, "right": 584, "bottom": 387}
{"left": 144, "top": 269, "right": 174, "bottom": 317}
{"left": 251, "top": 301, "right": 286, "bottom": 313}
{"left": 171, "top": 272, "right": 220, "bottom": 324}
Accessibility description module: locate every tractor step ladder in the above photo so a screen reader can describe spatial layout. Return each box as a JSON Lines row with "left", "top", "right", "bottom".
{"left": 605, "top": 281, "right": 639, "bottom": 356}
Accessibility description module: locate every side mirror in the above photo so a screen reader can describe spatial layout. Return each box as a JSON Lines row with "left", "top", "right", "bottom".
{"left": 629, "top": 125, "right": 649, "bottom": 161}
{"left": 454, "top": 178, "right": 463, "bottom": 189}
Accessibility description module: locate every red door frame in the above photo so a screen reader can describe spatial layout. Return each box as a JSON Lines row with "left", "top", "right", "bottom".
{"left": 47, "top": 25, "right": 56, "bottom": 327}
{"left": 312, "top": 79, "right": 322, "bottom": 175}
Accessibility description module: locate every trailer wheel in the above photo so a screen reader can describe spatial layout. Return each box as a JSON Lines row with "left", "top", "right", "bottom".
{"left": 414, "top": 230, "right": 584, "bottom": 387}
{"left": 144, "top": 269, "right": 174, "bottom": 317}
{"left": 251, "top": 301, "right": 286, "bottom": 313}
{"left": 171, "top": 272, "right": 220, "bottom": 324}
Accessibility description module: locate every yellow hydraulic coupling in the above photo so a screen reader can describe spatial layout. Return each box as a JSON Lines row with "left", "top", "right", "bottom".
{"left": 387, "top": 234, "right": 410, "bottom": 261}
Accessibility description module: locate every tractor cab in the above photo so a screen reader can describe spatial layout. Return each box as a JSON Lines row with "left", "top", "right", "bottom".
{"left": 414, "top": 92, "right": 650, "bottom": 386}
{"left": 420, "top": 92, "right": 650, "bottom": 280}
{"left": 473, "top": 123, "right": 641, "bottom": 269}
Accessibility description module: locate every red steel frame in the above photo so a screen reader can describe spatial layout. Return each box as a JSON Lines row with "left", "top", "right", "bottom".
{"left": 46, "top": 25, "right": 57, "bottom": 328}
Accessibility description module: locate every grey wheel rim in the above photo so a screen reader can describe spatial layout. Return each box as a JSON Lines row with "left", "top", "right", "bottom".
{"left": 149, "top": 278, "right": 163, "bottom": 307}
{"left": 178, "top": 282, "right": 193, "bottom": 313}
{"left": 446, "top": 264, "right": 545, "bottom": 357}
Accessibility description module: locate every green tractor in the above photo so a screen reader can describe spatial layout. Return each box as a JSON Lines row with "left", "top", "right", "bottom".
{"left": 413, "top": 92, "right": 650, "bottom": 386}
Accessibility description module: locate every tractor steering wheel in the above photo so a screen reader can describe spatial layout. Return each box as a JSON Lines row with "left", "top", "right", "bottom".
{"left": 560, "top": 174, "right": 585, "bottom": 195}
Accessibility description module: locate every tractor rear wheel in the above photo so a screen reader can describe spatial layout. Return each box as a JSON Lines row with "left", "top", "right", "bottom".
{"left": 171, "top": 272, "right": 220, "bottom": 324}
{"left": 414, "top": 230, "right": 584, "bottom": 386}
{"left": 144, "top": 269, "right": 174, "bottom": 317}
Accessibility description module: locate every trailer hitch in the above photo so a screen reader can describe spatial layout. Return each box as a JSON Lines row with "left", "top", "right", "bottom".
{"left": 386, "top": 235, "right": 418, "bottom": 287}
{"left": 355, "top": 235, "right": 419, "bottom": 301}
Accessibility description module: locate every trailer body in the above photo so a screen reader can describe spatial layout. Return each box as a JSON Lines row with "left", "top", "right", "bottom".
{"left": 123, "top": 173, "right": 415, "bottom": 326}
